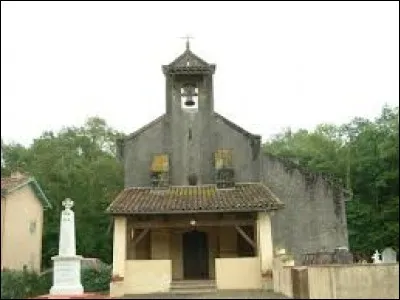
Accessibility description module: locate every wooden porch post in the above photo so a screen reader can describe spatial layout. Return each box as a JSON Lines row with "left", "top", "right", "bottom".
{"left": 256, "top": 212, "right": 273, "bottom": 275}
{"left": 112, "top": 216, "right": 127, "bottom": 277}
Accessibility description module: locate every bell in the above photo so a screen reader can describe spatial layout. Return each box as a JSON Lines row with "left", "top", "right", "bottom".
{"left": 184, "top": 97, "right": 195, "bottom": 107}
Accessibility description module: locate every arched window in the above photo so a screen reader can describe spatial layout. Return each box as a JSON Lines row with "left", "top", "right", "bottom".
{"left": 181, "top": 83, "right": 198, "bottom": 109}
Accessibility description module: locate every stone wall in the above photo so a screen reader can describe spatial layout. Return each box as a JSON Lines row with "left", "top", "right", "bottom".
{"left": 262, "top": 154, "right": 349, "bottom": 262}
{"left": 121, "top": 124, "right": 349, "bottom": 265}
{"left": 214, "top": 114, "right": 261, "bottom": 183}
{"left": 274, "top": 263, "right": 399, "bottom": 299}
{"left": 307, "top": 264, "right": 399, "bottom": 299}
{"left": 121, "top": 113, "right": 262, "bottom": 188}
{"left": 122, "top": 116, "right": 166, "bottom": 187}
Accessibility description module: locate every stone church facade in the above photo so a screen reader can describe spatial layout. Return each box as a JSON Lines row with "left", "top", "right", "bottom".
{"left": 107, "top": 41, "right": 349, "bottom": 296}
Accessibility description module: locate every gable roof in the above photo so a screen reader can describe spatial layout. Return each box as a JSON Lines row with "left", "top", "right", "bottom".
{"left": 124, "top": 115, "right": 165, "bottom": 142}
{"left": 169, "top": 48, "right": 210, "bottom": 68}
{"left": 122, "top": 113, "right": 261, "bottom": 144}
{"left": 1, "top": 175, "right": 52, "bottom": 209}
{"left": 162, "top": 48, "right": 216, "bottom": 75}
{"left": 106, "top": 183, "right": 284, "bottom": 215}
{"left": 1, "top": 175, "right": 27, "bottom": 191}
{"left": 214, "top": 112, "right": 261, "bottom": 139}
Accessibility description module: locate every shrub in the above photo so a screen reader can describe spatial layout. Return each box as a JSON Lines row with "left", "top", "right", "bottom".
{"left": 81, "top": 264, "right": 112, "bottom": 292}
{"left": 1, "top": 269, "right": 25, "bottom": 299}
{"left": 1, "top": 268, "right": 51, "bottom": 299}
{"left": 1, "top": 264, "right": 111, "bottom": 299}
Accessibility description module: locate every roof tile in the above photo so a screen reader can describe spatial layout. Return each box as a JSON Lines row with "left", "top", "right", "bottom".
{"left": 1, "top": 176, "right": 29, "bottom": 191}
{"left": 107, "top": 183, "right": 284, "bottom": 214}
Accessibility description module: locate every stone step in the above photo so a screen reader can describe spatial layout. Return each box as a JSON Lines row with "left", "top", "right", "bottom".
{"left": 170, "top": 285, "right": 216, "bottom": 290}
{"left": 170, "top": 280, "right": 216, "bottom": 293}
{"left": 168, "top": 288, "right": 216, "bottom": 294}
{"left": 171, "top": 280, "right": 215, "bottom": 287}
{"left": 171, "top": 279, "right": 215, "bottom": 283}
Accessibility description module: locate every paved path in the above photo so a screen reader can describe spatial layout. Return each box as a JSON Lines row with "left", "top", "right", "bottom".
{"left": 121, "top": 290, "right": 290, "bottom": 299}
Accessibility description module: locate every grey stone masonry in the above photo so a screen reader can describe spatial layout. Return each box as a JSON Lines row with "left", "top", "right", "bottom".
{"left": 115, "top": 44, "right": 350, "bottom": 263}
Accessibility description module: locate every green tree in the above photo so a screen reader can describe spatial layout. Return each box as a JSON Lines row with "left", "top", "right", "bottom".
{"left": 2, "top": 117, "right": 125, "bottom": 268}
{"left": 263, "top": 105, "right": 399, "bottom": 255}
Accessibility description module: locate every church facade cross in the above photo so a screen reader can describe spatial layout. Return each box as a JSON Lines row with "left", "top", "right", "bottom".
{"left": 62, "top": 198, "right": 74, "bottom": 210}
{"left": 180, "top": 35, "right": 194, "bottom": 50}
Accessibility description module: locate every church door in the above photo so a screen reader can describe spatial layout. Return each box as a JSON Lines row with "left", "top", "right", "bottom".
{"left": 182, "top": 230, "right": 209, "bottom": 279}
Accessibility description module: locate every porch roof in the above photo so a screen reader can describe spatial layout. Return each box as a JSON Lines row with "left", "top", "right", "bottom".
{"left": 106, "top": 183, "right": 284, "bottom": 215}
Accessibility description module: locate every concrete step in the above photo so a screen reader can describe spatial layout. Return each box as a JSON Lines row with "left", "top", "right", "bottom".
{"left": 171, "top": 280, "right": 216, "bottom": 286}
{"left": 168, "top": 289, "right": 216, "bottom": 294}
{"left": 170, "top": 280, "right": 216, "bottom": 294}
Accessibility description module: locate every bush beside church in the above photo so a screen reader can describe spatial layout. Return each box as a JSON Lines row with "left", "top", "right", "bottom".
{"left": 1, "top": 264, "right": 111, "bottom": 299}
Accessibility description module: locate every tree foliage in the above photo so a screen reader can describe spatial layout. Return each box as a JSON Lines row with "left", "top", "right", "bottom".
{"left": 2, "top": 117, "right": 124, "bottom": 268}
{"left": 2, "top": 106, "right": 398, "bottom": 266}
{"left": 264, "top": 105, "right": 399, "bottom": 255}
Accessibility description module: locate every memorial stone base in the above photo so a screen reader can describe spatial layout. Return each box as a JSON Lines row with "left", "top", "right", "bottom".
{"left": 50, "top": 255, "right": 84, "bottom": 295}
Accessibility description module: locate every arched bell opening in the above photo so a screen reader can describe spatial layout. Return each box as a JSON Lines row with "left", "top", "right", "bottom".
{"left": 181, "top": 83, "right": 198, "bottom": 109}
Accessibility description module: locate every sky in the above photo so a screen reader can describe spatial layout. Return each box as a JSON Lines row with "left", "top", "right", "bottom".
{"left": 1, "top": 1, "right": 399, "bottom": 146}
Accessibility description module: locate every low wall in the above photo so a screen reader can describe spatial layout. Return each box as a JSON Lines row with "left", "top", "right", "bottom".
{"left": 273, "top": 266, "right": 293, "bottom": 297}
{"left": 308, "top": 264, "right": 399, "bottom": 299}
{"left": 273, "top": 262, "right": 399, "bottom": 299}
{"left": 273, "top": 254, "right": 295, "bottom": 297}
{"left": 123, "top": 259, "right": 171, "bottom": 295}
{"left": 215, "top": 257, "right": 262, "bottom": 290}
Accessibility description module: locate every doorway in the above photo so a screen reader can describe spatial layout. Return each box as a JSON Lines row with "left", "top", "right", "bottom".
{"left": 182, "top": 230, "right": 209, "bottom": 279}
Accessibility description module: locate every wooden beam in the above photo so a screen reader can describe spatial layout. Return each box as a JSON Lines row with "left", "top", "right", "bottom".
{"left": 133, "top": 228, "right": 149, "bottom": 246}
{"left": 130, "top": 219, "right": 254, "bottom": 229}
{"left": 235, "top": 225, "right": 256, "bottom": 249}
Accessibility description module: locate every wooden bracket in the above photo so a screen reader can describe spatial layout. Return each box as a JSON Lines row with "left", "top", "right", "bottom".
{"left": 235, "top": 225, "right": 256, "bottom": 249}
{"left": 133, "top": 228, "right": 149, "bottom": 246}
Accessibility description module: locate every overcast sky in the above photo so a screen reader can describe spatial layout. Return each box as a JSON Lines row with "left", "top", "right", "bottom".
{"left": 1, "top": 1, "right": 399, "bottom": 146}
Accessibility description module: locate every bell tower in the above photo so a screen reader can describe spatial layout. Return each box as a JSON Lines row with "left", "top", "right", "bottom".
{"left": 162, "top": 38, "right": 216, "bottom": 185}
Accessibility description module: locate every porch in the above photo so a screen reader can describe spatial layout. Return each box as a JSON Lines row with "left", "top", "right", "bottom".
{"left": 109, "top": 212, "right": 275, "bottom": 297}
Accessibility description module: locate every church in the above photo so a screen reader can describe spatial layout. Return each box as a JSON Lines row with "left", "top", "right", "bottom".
{"left": 107, "top": 40, "right": 349, "bottom": 296}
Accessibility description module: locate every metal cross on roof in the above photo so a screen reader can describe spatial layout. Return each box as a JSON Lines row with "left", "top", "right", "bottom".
{"left": 180, "top": 34, "right": 194, "bottom": 50}
{"left": 62, "top": 198, "right": 74, "bottom": 210}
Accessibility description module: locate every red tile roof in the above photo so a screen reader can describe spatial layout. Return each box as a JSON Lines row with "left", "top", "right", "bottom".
{"left": 107, "top": 183, "right": 284, "bottom": 215}
{"left": 1, "top": 174, "right": 52, "bottom": 209}
{"left": 1, "top": 175, "right": 29, "bottom": 191}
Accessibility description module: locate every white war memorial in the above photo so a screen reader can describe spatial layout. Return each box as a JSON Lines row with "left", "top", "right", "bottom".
{"left": 50, "top": 198, "right": 84, "bottom": 295}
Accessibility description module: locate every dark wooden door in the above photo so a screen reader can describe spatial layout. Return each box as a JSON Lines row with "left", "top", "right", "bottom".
{"left": 182, "top": 230, "right": 209, "bottom": 279}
